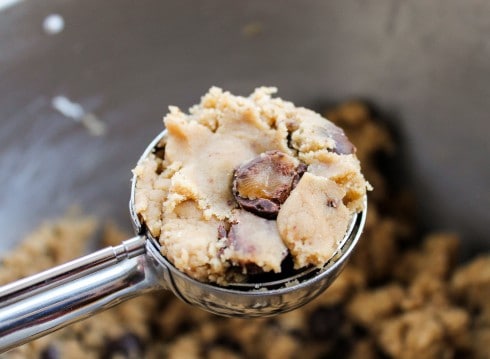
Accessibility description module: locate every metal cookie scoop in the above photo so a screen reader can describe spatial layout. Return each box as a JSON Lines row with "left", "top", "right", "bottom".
{"left": 0, "top": 130, "right": 367, "bottom": 353}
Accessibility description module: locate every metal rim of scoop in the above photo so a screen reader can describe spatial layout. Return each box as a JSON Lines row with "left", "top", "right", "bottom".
{"left": 130, "top": 130, "right": 367, "bottom": 293}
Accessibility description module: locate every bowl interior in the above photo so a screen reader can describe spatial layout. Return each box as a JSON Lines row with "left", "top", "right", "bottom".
{"left": 1, "top": 0, "right": 489, "bottom": 255}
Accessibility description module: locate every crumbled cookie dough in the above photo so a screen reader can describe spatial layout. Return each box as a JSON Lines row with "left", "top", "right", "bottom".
{"left": 2, "top": 101, "right": 489, "bottom": 359}
{"left": 0, "top": 209, "right": 96, "bottom": 286}
{"left": 133, "top": 87, "right": 369, "bottom": 283}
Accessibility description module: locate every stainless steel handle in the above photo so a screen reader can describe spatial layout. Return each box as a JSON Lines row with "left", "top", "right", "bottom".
{"left": 0, "top": 236, "right": 167, "bottom": 353}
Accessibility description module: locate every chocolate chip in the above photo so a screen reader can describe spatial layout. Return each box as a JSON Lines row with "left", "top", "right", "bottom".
{"left": 323, "top": 123, "right": 356, "bottom": 155}
{"left": 217, "top": 224, "right": 227, "bottom": 239}
{"left": 375, "top": 346, "right": 393, "bottom": 359}
{"left": 243, "top": 254, "right": 296, "bottom": 283}
{"left": 153, "top": 139, "right": 166, "bottom": 160}
{"left": 176, "top": 320, "right": 194, "bottom": 334}
{"left": 232, "top": 150, "right": 305, "bottom": 219}
{"left": 351, "top": 323, "right": 369, "bottom": 339}
{"left": 308, "top": 305, "right": 344, "bottom": 340}
{"left": 40, "top": 345, "right": 60, "bottom": 359}
{"left": 233, "top": 197, "right": 280, "bottom": 219}
{"left": 286, "top": 121, "right": 299, "bottom": 152}
{"left": 293, "top": 163, "right": 307, "bottom": 187}
{"left": 326, "top": 335, "right": 355, "bottom": 358}
{"left": 331, "top": 130, "right": 356, "bottom": 155}
{"left": 212, "top": 335, "right": 243, "bottom": 353}
{"left": 243, "top": 262, "right": 264, "bottom": 275}
{"left": 103, "top": 332, "right": 145, "bottom": 359}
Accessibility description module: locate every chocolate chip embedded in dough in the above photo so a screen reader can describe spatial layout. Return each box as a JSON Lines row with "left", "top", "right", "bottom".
{"left": 232, "top": 150, "right": 306, "bottom": 219}
{"left": 231, "top": 197, "right": 280, "bottom": 220}
{"left": 308, "top": 305, "right": 344, "bottom": 340}
{"left": 324, "top": 122, "right": 356, "bottom": 155}
{"left": 103, "top": 332, "right": 145, "bottom": 359}
{"left": 211, "top": 336, "right": 243, "bottom": 354}
{"left": 40, "top": 345, "right": 60, "bottom": 359}
{"left": 217, "top": 224, "right": 228, "bottom": 239}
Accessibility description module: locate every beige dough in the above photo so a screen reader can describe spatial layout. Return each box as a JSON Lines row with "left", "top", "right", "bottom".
{"left": 277, "top": 172, "right": 352, "bottom": 268}
{"left": 133, "top": 87, "right": 369, "bottom": 283}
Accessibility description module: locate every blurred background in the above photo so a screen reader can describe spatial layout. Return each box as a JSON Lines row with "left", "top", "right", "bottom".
{"left": 1, "top": 0, "right": 489, "bottom": 254}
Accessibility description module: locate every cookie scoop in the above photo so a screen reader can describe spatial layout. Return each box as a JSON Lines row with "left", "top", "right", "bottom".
{"left": 0, "top": 114, "right": 366, "bottom": 354}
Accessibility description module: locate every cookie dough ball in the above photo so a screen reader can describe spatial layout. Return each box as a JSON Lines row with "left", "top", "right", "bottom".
{"left": 133, "top": 87, "right": 369, "bottom": 284}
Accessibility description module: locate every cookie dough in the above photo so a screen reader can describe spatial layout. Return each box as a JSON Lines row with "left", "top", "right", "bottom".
{"left": 133, "top": 87, "right": 369, "bottom": 283}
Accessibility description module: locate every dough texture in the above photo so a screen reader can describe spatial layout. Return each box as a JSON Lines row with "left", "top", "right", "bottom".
{"left": 133, "top": 87, "right": 369, "bottom": 283}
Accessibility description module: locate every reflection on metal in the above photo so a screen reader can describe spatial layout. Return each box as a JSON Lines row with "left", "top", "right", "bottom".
{"left": 51, "top": 96, "right": 106, "bottom": 136}
{"left": 43, "top": 14, "right": 64, "bottom": 35}
{"left": 0, "top": 0, "right": 22, "bottom": 12}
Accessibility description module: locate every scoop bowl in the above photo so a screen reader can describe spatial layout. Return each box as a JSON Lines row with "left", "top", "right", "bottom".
{"left": 130, "top": 130, "right": 367, "bottom": 316}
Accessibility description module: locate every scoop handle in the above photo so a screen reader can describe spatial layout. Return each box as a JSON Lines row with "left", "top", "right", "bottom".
{"left": 0, "top": 236, "right": 166, "bottom": 353}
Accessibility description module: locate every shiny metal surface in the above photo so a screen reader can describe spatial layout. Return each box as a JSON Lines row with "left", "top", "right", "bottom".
{"left": 0, "top": 236, "right": 148, "bottom": 305}
{"left": 0, "top": 129, "right": 367, "bottom": 353}
{"left": 0, "top": 237, "right": 168, "bottom": 353}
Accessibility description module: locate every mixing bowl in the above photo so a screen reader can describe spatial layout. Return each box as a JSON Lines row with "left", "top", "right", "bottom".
{"left": 1, "top": 0, "right": 488, "bottom": 285}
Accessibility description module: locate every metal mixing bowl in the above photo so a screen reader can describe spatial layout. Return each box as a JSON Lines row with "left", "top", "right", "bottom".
{"left": 1, "top": 0, "right": 489, "bottom": 256}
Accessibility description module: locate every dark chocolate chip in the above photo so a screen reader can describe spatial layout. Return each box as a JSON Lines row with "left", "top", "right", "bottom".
{"left": 326, "top": 199, "right": 338, "bottom": 208}
{"left": 176, "top": 320, "right": 194, "bottom": 334}
{"left": 292, "top": 163, "right": 307, "bottom": 188}
{"left": 212, "top": 336, "right": 243, "bottom": 354}
{"left": 308, "top": 305, "right": 344, "bottom": 340}
{"left": 148, "top": 319, "right": 162, "bottom": 338}
{"left": 103, "top": 332, "right": 145, "bottom": 359}
{"left": 232, "top": 150, "right": 306, "bottom": 219}
{"left": 331, "top": 130, "right": 356, "bottom": 155}
{"left": 280, "top": 253, "right": 296, "bottom": 275}
{"left": 351, "top": 323, "right": 369, "bottom": 339}
{"left": 243, "top": 262, "right": 264, "bottom": 275}
{"left": 375, "top": 345, "right": 393, "bottom": 359}
{"left": 244, "top": 254, "right": 298, "bottom": 283}
{"left": 320, "top": 122, "right": 356, "bottom": 155}
{"left": 286, "top": 131, "right": 294, "bottom": 150}
{"left": 233, "top": 197, "right": 280, "bottom": 220}
{"left": 40, "top": 345, "right": 60, "bottom": 359}
{"left": 217, "top": 224, "right": 227, "bottom": 239}
{"left": 325, "top": 335, "right": 355, "bottom": 359}
{"left": 153, "top": 138, "right": 166, "bottom": 159}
